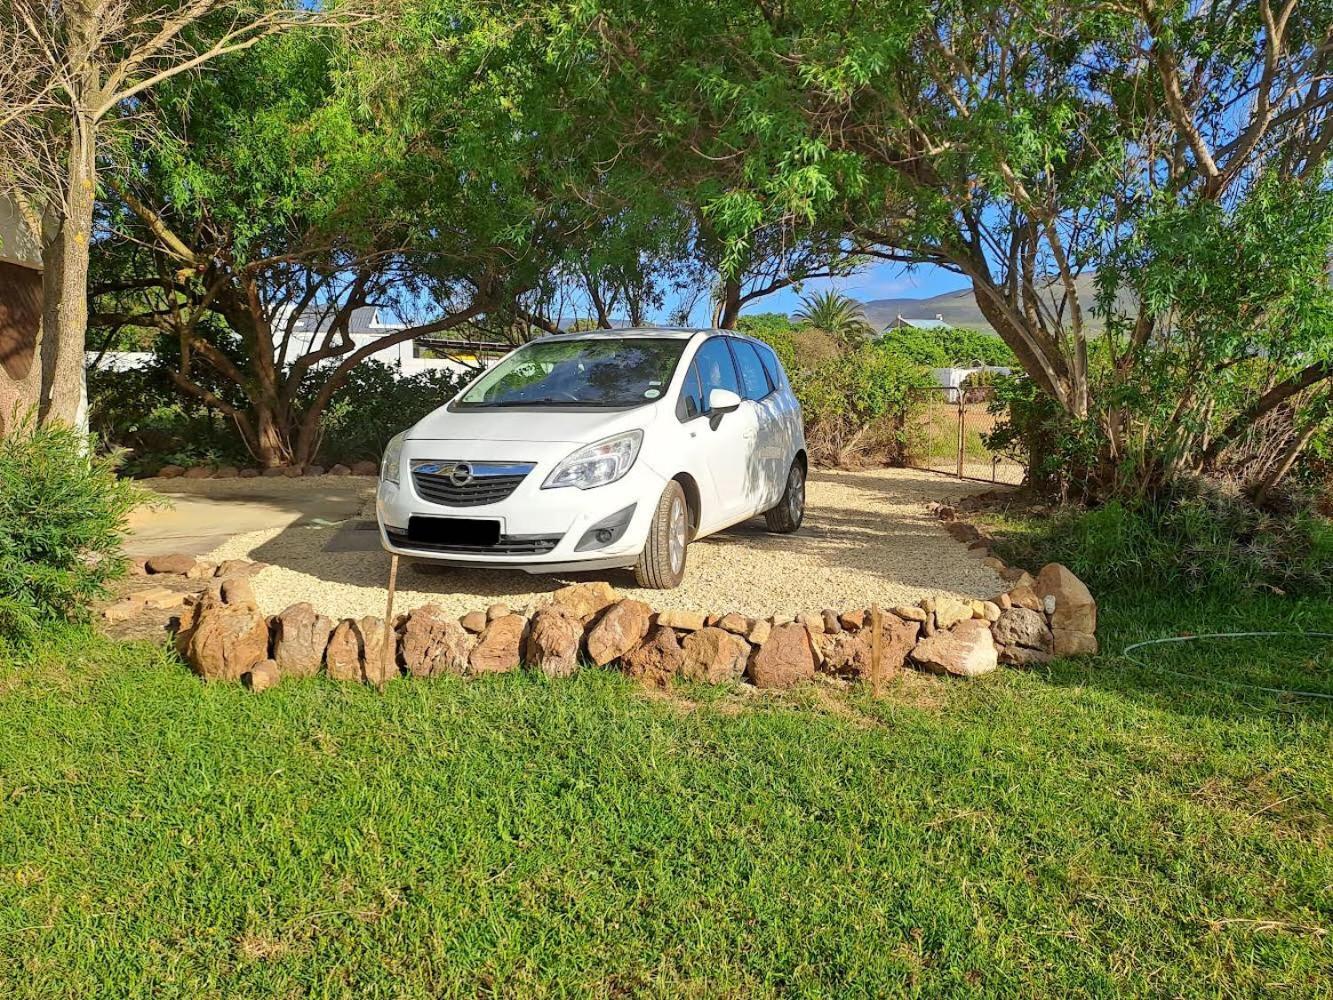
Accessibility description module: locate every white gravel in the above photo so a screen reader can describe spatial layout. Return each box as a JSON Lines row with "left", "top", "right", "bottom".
{"left": 201, "top": 467, "right": 1009, "bottom": 621}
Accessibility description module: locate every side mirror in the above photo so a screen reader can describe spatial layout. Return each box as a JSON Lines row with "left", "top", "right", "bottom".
{"left": 708, "top": 388, "right": 742, "bottom": 414}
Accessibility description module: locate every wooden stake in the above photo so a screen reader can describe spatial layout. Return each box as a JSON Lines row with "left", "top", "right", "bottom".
{"left": 380, "top": 552, "right": 399, "bottom": 691}
{"left": 870, "top": 603, "right": 883, "bottom": 697}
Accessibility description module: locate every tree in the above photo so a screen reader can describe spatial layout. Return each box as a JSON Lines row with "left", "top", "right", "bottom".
{"left": 526, "top": 0, "right": 1333, "bottom": 495}
{"left": 0, "top": 0, "right": 361, "bottom": 434}
{"left": 793, "top": 290, "right": 875, "bottom": 348}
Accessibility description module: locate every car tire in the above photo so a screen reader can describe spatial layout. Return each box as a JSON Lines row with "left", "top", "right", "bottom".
{"left": 764, "top": 460, "right": 805, "bottom": 533}
{"left": 634, "top": 481, "right": 689, "bottom": 589}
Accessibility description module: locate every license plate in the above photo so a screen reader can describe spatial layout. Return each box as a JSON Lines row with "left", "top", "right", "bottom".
{"left": 407, "top": 516, "right": 501, "bottom": 547}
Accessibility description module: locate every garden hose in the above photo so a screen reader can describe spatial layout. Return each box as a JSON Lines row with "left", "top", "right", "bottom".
{"left": 1120, "top": 632, "right": 1333, "bottom": 702}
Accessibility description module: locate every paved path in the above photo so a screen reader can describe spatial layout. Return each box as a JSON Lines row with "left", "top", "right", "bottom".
{"left": 125, "top": 477, "right": 373, "bottom": 557}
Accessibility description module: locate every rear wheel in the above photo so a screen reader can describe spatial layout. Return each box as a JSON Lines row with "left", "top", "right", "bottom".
{"left": 634, "top": 481, "right": 689, "bottom": 589}
{"left": 764, "top": 460, "right": 805, "bottom": 533}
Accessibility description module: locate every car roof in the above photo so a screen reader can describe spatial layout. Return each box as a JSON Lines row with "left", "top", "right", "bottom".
{"left": 529, "top": 327, "right": 770, "bottom": 347}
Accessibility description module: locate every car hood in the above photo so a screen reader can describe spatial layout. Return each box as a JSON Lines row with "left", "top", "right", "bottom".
{"left": 406, "top": 403, "right": 658, "bottom": 446}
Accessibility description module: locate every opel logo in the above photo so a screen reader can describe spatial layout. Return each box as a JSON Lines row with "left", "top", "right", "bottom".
{"left": 448, "top": 462, "right": 473, "bottom": 486}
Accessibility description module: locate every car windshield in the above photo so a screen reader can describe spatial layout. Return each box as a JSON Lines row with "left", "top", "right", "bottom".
{"left": 455, "top": 337, "right": 688, "bottom": 408}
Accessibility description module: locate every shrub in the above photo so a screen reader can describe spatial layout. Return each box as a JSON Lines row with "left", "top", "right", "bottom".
{"left": 0, "top": 420, "right": 145, "bottom": 639}
{"left": 990, "top": 482, "right": 1333, "bottom": 599}
{"left": 308, "top": 362, "right": 468, "bottom": 464}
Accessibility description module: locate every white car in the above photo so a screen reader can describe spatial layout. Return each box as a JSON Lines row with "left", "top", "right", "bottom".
{"left": 376, "top": 328, "right": 806, "bottom": 588}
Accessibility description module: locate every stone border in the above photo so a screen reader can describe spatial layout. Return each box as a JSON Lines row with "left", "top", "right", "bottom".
{"left": 143, "top": 460, "right": 378, "bottom": 480}
{"left": 122, "top": 547, "right": 1099, "bottom": 694}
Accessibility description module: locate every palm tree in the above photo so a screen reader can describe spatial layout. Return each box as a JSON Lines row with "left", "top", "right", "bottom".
{"left": 793, "top": 290, "right": 875, "bottom": 347}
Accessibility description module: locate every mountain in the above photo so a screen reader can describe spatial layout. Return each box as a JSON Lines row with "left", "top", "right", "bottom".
{"left": 859, "top": 272, "right": 1120, "bottom": 334}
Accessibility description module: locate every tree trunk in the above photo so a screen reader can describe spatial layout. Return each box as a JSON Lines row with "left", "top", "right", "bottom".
{"left": 713, "top": 278, "right": 741, "bottom": 329}
{"left": 37, "top": 115, "right": 97, "bottom": 431}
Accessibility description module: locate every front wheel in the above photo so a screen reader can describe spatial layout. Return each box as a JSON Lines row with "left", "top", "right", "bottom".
{"left": 764, "top": 460, "right": 805, "bottom": 533}
{"left": 634, "top": 481, "right": 689, "bottom": 589}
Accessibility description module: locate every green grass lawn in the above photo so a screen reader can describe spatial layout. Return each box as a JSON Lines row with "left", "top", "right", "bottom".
{"left": 1, "top": 587, "right": 1331, "bottom": 998}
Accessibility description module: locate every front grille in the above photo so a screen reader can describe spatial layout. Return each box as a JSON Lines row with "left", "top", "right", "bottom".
{"left": 386, "top": 528, "right": 560, "bottom": 555}
{"left": 410, "top": 460, "right": 534, "bottom": 507}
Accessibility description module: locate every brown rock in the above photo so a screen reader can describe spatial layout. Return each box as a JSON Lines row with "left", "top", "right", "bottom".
{"left": 282, "top": 466, "right": 304, "bottom": 478}
{"left": 1053, "top": 628, "right": 1099, "bottom": 657}
{"left": 797, "top": 611, "right": 825, "bottom": 634}
{"left": 982, "top": 556, "right": 1006, "bottom": 571}
{"left": 586, "top": 599, "right": 653, "bottom": 666}
{"left": 102, "top": 598, "right": 140, "bottom": 623}
{"left": 1007, "top": 583, "right": 1043, "bottom": 612}
{"left": 219, "top": 575, "right": 257, "bottom": 610}
{"left": 747, "top": 623, "right": 816, "bottom": 689}
{"left": 306, "top": 465, "right": 325, "bottom": 477}
{"left": 621, "top": 626, "right": 684, "bottom": 687}
{"left": 271, "top": 602, "right": 334, "bottom": 678}
{"left": 945, "top": 520, "right": 981, "bottom": 542}
{"left": 182, "top": 466, "right": 212, "bottom": 479}
{"left": 215, "top": 558, "right": 262, "bottom": 578}
{"left": 328, "top": 464, "right": 352, "bottom": 476}
{"left": 980, "top": 600, "right": 1002, "bottom": 623}
{"left": 994, "top": 592, "right": 1013, "bottom": 611}
{"left": 656, "top": 609, "right": 707, "bottom": 632}
{"left": 680, "top": 627, "right": 750, "bottom": 684}
{"left": 819, "top": 617, "right": 920, "bottom": 681}
{"left": 486, "top": 602, "right": 510, "bottom": 622}
{"left": 469, "top": 614, "right": 526, "bottom": 674}
{"left": 244, "top": 659, "right": 281, "bottom": 692}
{"left": 822, "top": 609, "right": 845, "bottom": 633}
{"left": 550, "top": 580, "right": 619, "bottom": 620}
{"left": 746, "top": 618, "right": 772, "bottom": 645}
{"left": 716, "top": 612, "right": 751, "bottom": 636}
{"left": 185, "top": 559, "right": 217, "bottom": 580}
{"left": 892, "top": 605, "right": 928, "bottom": 624}
{"left": 140, "top": 587, "right": 186, "bottom": 610}
{"left": 993, "top": 607, "right": 1051, "bottom": 651}
{"left": 400, "top": 604, "right": 473, "bottom": 677}
{"left": 525, "top": 606, "right": 584, "bottom": 678}
{"left": 213, "top": 465, "right": 239, "bottom": 479}
{"left": 157, "top": 464, "right": 185, "bottom": 479}
{"left": 1037, "top": 563, "right": 1097, "bottom": 635}
{"left": 260, "top": 466, "right": 287, "bottom": 478}
{"left": 186, "top": 603, "right": 269, "bottom": 682}
{"left": 326, "top": 617, "right": 395, "bottom": 684}
{"left": 350, "top": 460, "right": 378, "bottom": 476}
{"left": 933, "top": 596, "right": 972, "bottom": 630}
{"left": 128, "top": 556, "right": 149, "bottom": 576}
{"left": 146, "top": 552, "right": 196, "bottom": 576}
{"left": 910, "top": 619, "right": 998, "bottom": 678}
{"left": 999, "top": 565, "right": 1028, "bottom": 583}
{"left": 1000, "top": 646, "right": 1055, "bottom": 667}
{"left": 838, "top": 609, "right": 867, "bottom": 631}
{"left": 238, "top": 468, "right": 261, "bottom": 478}
{"left": 459, "top": 610, "right": 487, "bottom": 634}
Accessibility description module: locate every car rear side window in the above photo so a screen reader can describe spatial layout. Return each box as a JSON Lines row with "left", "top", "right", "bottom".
{"left": 676, "top": 362, "right": 706, "bottom": 420}
{"left": 755, "top": 342, "right": 788, "bottom": 391}
{"left": 693, "top": 338, "right": 741, "bottom": 408}
{"left": 729, "top": 339, "right": 772, "bottom": 400}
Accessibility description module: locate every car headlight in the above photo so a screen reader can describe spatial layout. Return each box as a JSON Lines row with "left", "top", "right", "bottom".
{"left": 381, "top": 432, "right": 406, "bottom": 485}
{"left": 542, "top": 430, "right": 643, "bottom": 490}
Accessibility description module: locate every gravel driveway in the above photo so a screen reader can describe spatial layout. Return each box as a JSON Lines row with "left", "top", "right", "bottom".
{"left": 177, "top": 468, "right": 1008, "bottom": 620}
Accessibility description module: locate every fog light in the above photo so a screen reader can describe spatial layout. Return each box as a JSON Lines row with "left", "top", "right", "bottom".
{"left": 575, "top": 504, "right": 637, "bottom": 552}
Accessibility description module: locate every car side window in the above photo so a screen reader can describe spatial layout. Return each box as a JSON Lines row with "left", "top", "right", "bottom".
{"left": 755, "top": 343, "right": 788, "bottom": 392}
{"left": 729, "top": 339, "right": 772, "bottom": 400}
{"left": 692, "top": 338, "right": 741, "bottom": 410}
{"left": 676, "top": 362, "right": 706, "bottom": 421}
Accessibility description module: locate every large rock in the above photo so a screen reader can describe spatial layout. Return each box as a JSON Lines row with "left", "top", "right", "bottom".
{"left": 550, "top": 581, "right": 620, "bottom": 620}
{"left": 680, "top": 627, "right": 750, "bottom": 684}
{"left": 157, "top": 464, "right": 185, "bottom": 479}
{"left": 218, "top": 575, "right": 257, "bottom": 610}
{"left": 933, "top": 595, "right": 973, "bottom": 630}
{"left": 271, "top": 602, "right": 334, "bottom": 678}
{"left": 326, "top": 617, "right": 395, "bottom": 684}
{"left": 459, "top": 610, "right": 487, "bottom": 633}
{"left": 910, "top": 619, "right": 998, "bottom": 678}
{"left": 1006, "top": 582, "right": 1044, "bottom": 612}
{"left": 350, "top": 460, "right": 378, "bottom": 476}
{"left": 244, "top": 659, "right": 281, "bottom": 692}
{"left": 185, "top": 603, "right": 269, "bottom": 682}
{"left": 1053, "top": 628, "right": 1099, "bottom": 656}
{"left": 1036, "top": 563, "right": 1097, "bottom": 634}
{"left": 820, "top": 617, "right": 920, "bottom": 681}
{"left": 748, "top": 623, "right": 816, "bottom": 689}
{"left": 146, "top": 552, "right": 196, "bottom": 576}
{"left": 328, "top": 463, "right": 352, "bottom": 476}
{"left": 215, "top": 559, "right": 263, "bottom": 578}
{"left": 524, "top": 606, "right": 584, "bottom": 678}
{"left": 586, "top": 599, "right": 653, "bottom": 666}
{"left": 469, "top": 614, "right": 526, "bottom": 674}
{"left": 716, "top": 612, "right": 751, "bottom": 635}
{"left": 621, "top": 626, "right": 685, "bottom": 687}
{"left": 182, "top": 466, "right": 212, "bottom": 480}
{"left": 1000, "top": 645, "right": 1055, "bottom": 667}
{"left": 992, "top": 607, "right": 1051, "bottom": 651}
{"left": 656, "top": 609, "right": 707, "bottom": 632}
{"left": 400, "top": 604, "right": 473, "bottom": 677}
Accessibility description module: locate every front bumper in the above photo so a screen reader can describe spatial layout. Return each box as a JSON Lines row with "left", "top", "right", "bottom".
{"left": 376, "top": 458, "right": 665, "bottom": 573}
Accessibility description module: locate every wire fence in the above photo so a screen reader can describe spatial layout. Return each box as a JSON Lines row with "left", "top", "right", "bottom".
{"left": 904, "top": 385, "right": 1026, "bottom": 485}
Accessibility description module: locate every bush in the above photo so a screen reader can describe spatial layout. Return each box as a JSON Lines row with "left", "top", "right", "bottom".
{"left": 308, "top": 362, "right": 468, "bottom": 464}
{"left": 0, "top": 420, "right": 145, "bottom": 639}
{"left": 990, "top": 482, "right": 1333, "bottom": 599}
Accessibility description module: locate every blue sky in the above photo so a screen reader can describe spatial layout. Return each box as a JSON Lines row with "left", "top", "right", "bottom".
{"left": 680, "top": 259, "right": 971, "bottom": 324}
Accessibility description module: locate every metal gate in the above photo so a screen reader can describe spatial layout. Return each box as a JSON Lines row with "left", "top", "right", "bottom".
{"left": 905, "top": 385, "right": 1026, "bottom": 485}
